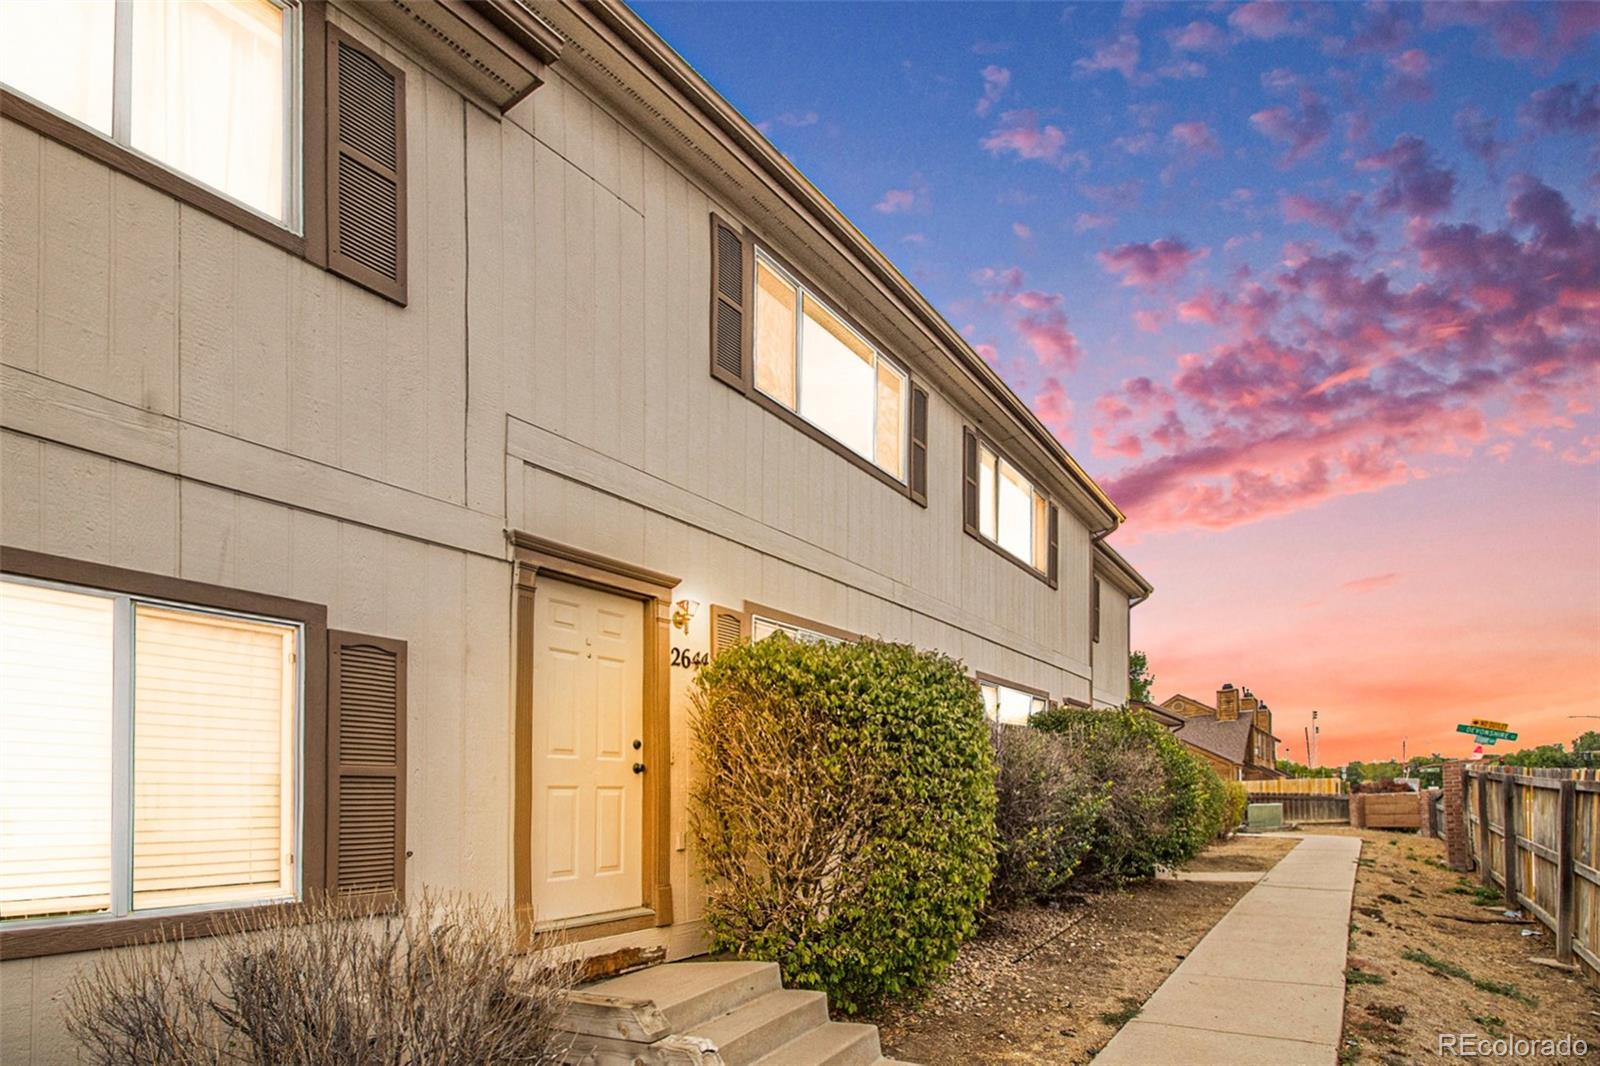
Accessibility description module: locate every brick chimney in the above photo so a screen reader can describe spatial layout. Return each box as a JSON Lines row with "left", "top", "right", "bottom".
{"left": 1240, "top": 688, "right": 1260, "bottom": 712}
{"left": 1216, "top": 683, "right": 1240, "bottom": 721}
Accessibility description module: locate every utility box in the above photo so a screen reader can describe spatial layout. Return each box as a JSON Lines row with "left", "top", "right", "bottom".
{"left": 1247, "top": 802, "right": 1284, "bottom": 830}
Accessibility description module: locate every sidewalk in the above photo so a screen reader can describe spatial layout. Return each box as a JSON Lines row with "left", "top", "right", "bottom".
{"left": 1092, "top": 833, "right": 1362, "bottom": 1066}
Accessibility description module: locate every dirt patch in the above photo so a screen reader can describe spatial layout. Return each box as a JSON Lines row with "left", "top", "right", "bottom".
{"left": 1177, "top": 833, "right": 1299, "bottom": 872}
{"left": 1320, "top": 826, "right": 1600, "bottom": 1065}
{"left": 877, "top": 836, "right": 1292, "bottom": 1064}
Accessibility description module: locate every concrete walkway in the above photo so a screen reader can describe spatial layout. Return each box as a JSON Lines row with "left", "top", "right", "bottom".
{"left": 1093, "top": 833, "right": 1362, "bottom": 1066}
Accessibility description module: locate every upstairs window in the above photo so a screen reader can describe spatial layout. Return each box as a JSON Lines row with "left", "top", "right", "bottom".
{"left": 754, "top": 252, "right": 907, "bottom": 481}
{"left": 1, "top": 0, "right": 298, "bottom": 226}
{"left": 964, "top": 429, "right": 1058, "bottom": 582}
{"left": 979, "top": 679, "right": 1047, "bottom": 725}
{"left": 1, "top": 577, "right": 301, "bottom": 924}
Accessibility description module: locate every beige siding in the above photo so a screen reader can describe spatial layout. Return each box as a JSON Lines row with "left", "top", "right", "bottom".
{"left": 1091, "top": 578, "right": 1132, "bottom": 708}
{"left": 0, "top": 12, "right": 1130, "bottom": 1058}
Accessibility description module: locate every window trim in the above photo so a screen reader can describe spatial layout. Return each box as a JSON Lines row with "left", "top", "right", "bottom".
{"left": 716, "top": 218, "right": 926, "bottom": 505}
{"left": 745, "top": 601, "right": 861, "bottom": 645}
{"left": 975, "top": 672, "right": 1052, "bottom": 726}
{"left": 0, "top": 547, "right": 331, "bottom": 961}
{"left": 0, "top": 0, "right": 327, "bottom": 266}
{"left": 963, "top": 426, "right": 1059, "bottom": 586}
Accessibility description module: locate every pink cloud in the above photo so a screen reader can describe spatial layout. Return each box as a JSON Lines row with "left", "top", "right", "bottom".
{"left": 981, "top": 109, "right": 1070, "bottom": 166}
{"left": 1169, "top": 120, "right": 1221, "bottom": 155}
{"left": 1099, "top": 238, "right": 1208, "bottom": 287}
{"left": 874, "top": 189, "right": 916, "bottom": 214}
{"left": 1343, "top": 572, "right": 1401, "bottom": 593}
{"left": 1075, "top": 212, "right": 1116, "bottom": 232}
{"left": 1521, "top": 81, "right": 1600, "bottom": 135}
{"left": 1384, "top": 47, "right": 1433, "bottom": 100}
{"left": 1424, "top": 1, "right": 1599, "bottom": 67}
{"left": 975, "top": 267, "right": 1084, "bottom": 369}
{"left": 1250, "top": 89, "right": 1333, "bottom": 165}
{"left": 1033, "top": 376, "right": 1074, "bottom": 435}
{"left": 1094, "top": 178, "right": 1600, "bottom": 533}
{"left": 1168, "top": 20, "right": 1229, "bottom": 52}
{"left": 1229, "top": 1, "right": 1310, "bottom": 40}
{"left": 1075, "top": 33, "right": 1141, "bottom": 81}
{"left": 1358, "top": 134, "right": 1456, "bottom": 217}
{"left": 1454, "top": 106, "right": 1506, "bottom": 167}
{"left": 975, "top": 65, "right": 1011, "bottom": 117}
{"left": 1012, "top": 221, "right": 1033, "bottom": 240}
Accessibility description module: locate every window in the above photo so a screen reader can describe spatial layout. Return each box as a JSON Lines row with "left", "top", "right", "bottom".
{"left": 754, "top": 252, "right": 908, "bottom": 481}
{"left": 0, "top": 0, "right": 299, "bottom": 226}
{"left": 979, "top": 680, "right": 1048, "bottom": 725}
{"left": 0, "top": 576, "right": 301, "bottom": 925}
{"left": 752, "top": 614, "right": 843, "bottom": 646}
{"left": 973, "top": 440, "right": 1051, "bottom": 572}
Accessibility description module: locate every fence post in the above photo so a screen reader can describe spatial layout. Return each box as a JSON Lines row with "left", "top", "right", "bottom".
{"left": 1477, "top": 771, "right": 1492, "bottom": 886}
{"left": 1556, "top": 780, "right": 1575, "bottom": 965}
{"left": 1500, "top": 773, "right": 1518, "bottom": 908}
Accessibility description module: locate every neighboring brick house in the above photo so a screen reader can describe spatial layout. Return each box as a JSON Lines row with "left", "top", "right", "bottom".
{"left": 1162, "top": 684, "right": 1281, "bottom": 781}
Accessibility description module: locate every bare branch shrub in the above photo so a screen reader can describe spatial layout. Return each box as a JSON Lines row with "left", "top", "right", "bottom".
{"left": 64, "top": 891, "right": 579, "bottom": 1065}
{"left": 988, "top": 721, "right": 1108, "bottom": 909}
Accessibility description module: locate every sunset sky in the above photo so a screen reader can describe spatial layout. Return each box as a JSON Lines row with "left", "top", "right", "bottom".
{"left": 637, "top": 1, "right": 1600, "bottom": 765}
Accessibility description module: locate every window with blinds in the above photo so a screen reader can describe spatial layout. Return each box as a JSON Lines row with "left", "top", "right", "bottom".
{"left": 980, "top": 681, "right": 1047, "bottom": 726}
{"left": 0, "top": 577, "right": 301, "bottom": 927}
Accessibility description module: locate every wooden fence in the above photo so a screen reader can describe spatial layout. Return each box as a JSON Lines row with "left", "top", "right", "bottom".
{"left": 1249, "top": 778, "right": 1347, "bottom": 795}
{"left": 1247, "top": 792, "right": 1349, "bottom": 823}
{"left": 1462, "top": 766, "right": 1600, "bottom": 979}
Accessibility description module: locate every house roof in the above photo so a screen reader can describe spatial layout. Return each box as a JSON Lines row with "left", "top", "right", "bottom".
{"left": 549, "top": 0, "right": 1127, "bottom": 532}
{"left": 1161, "top": 693, "right": 1218, "bottom": 715}
{"left": 1133, "top": 701, "right": 1185, "bottom": 731}
{"left": 1093, "top": 540, "right": 1154, "bottom": 602}
{"left": 1175, "top": 715, "right": 1253, "bottom": 766}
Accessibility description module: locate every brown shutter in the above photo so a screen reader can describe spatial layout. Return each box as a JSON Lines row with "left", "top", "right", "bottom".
{"left": 709, "top": 215, "right": 749, "bottom": 390}
{"left": 962, "top": 427, "right": 979, "bottom": 533}
{"left": 1047, "top": 504, "right": 1060, "bottom": 588}
{"left": 709, "top": 604, "right": 747, "bottom": 658}
{"left": 909, "top": 385, "right": 929, "bottom": 506}
{"left": 326, "top": 27, "right": 407, "bottom": 305}
{"left": 1091, "top": 578, "right": 1102, "bottom": 644}
{"left": 327, "top": 630, "right": 407, "bottom": 904}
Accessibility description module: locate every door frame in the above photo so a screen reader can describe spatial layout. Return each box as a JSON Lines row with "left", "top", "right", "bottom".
{"left": 511, "top": 532, "right": 677, "bottom": 945}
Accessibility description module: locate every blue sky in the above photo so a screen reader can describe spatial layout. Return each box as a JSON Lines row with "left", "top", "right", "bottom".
{"left": 634, "top": 1, "right": 1600, "bottom": 761}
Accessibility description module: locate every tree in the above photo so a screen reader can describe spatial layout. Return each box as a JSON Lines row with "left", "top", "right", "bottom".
{"left": 1502, "top": 742, "right": 1577, "bottom": 769}
{"left": 1128, "top": 650, "right": 1154, "bottom": 703}
{"left": 1276, "top": 758, "right": 1335, "bottom": 779}
{"left": 1573, "top": 730, "right": 1600, "bottom": 754}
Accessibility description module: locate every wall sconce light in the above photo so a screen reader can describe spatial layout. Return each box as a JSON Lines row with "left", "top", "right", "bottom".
{"left": 672, "top": 599, "right": 700, "bottom": 634}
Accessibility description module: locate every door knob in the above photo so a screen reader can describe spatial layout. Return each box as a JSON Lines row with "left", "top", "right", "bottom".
{"left": 633, "top": 762, "right": 646, "bottom": 774}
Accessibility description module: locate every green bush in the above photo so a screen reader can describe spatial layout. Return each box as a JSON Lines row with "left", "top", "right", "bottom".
{"left": 1029, "top": 705, "right": 1225, "bottom": 882}
{"left": 689, "top": 635, "right": 996, "bottom": 1014}
{"left": 988, "top": 722, "right": 1107, "bottom": 909}
{"left": 1220, "top": 781, "right": 1248, "bottom": 835}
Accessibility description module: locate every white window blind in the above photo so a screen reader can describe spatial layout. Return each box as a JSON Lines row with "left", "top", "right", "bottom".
{"left": 0, "top": 582, "right": 115, "bottom": 920}
{"left": 132, "top": 605, "right": 297, "bottom": 910}
{"left": 1, "top": 576, "right": 302, "bottom": 928}
{"left": 980, "top": 681, "right": 1047, "bottom": 726}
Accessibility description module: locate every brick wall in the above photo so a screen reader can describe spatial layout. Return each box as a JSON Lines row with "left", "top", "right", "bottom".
{"left": 1441, "top": 760, "right": 1470, "bottom": 870}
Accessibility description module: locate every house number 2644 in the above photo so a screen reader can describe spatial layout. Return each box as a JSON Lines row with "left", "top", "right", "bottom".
{"left": 670, "top": 648, "right": 709, "bottom": 669}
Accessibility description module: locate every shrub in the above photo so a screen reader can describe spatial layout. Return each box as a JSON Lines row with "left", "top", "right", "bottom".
{"left": 1029, "top": 705, "right": 1227, "bottom": 883}
{"left": 1220, "top": 780, "right": 1248, "bottom": 836}
{"left": 64, "top": 892, "right": 577, "bottom": 1066}
{"left": 689, "top": 635, "right": 996, "bottom": 1014}
{"left": 988, "top": 722, "right": 1107, "bottom": 908}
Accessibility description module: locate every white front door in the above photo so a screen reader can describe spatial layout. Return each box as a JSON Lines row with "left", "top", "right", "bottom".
{"left": 531, "top": 578, "right": 645, "bottom": 922}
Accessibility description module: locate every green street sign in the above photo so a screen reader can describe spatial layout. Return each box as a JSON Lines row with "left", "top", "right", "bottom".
{"left": 1457, "top": 723, "right": 1517, "bottom": 741}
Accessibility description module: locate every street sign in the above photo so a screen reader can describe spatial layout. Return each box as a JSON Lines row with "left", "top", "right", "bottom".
{"left": 1470, "top": 718, "right": 1510, "bottom": 732}
{"left": 1457, "top": 723, "right": 1517, "bottom": 741}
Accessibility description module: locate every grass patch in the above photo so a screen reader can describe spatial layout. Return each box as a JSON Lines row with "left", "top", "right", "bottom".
{"left": 1471, "top": 1013, "right": 1506, "bottom": 1035}
{"left": 1097, "top": 996, "right": 1143, "bottom": 1028}
{"left": 1339, "top": 1039, "right": 1362, "bottom": 1065}
{"left": 1401, "top": 947, "right": 1470, "bottom": 979}
{"left": 1471, "top": 977, "right": 1538, "bottom": 1006}
{"left": 1444, "top": 882, "right": 1503, "bottom": 906}
{"left": 1346, "top": 967, "right": 1387, "bottom": 985}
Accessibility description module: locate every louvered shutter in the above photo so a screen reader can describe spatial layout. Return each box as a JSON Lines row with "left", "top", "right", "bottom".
{"left": 709, "top": 605, "right": 747, "bottom": 659}
{"left": 909, "top": 385, "right": 929, "bottom": 505}
{"left": 710, "top": 215, "right": 749, "bottom": 390}
{"left": 327, "top": 630, "right": 406, "bottom": 903}
{"left": 327, "top": 28, "right": 407, "bottom": 305}
{"left": 962, "top": 427, "right": 979, "bottom": 533}
{"left": 1047, "top": 504, "right": 1060, "bottom": 588}
{"left": 1091, "top": 578, "right": 1102, "bottom": 644}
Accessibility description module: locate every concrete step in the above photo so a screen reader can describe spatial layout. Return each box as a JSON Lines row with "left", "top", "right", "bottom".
{"left": 576, "top": 961, "right": 782, "bottom": 1036}
{"left": 685, "top": 988, "right": 829, "bottom": 1064}
{"left": 752, "top": 1021, "right": 882, "bottom": 1066}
